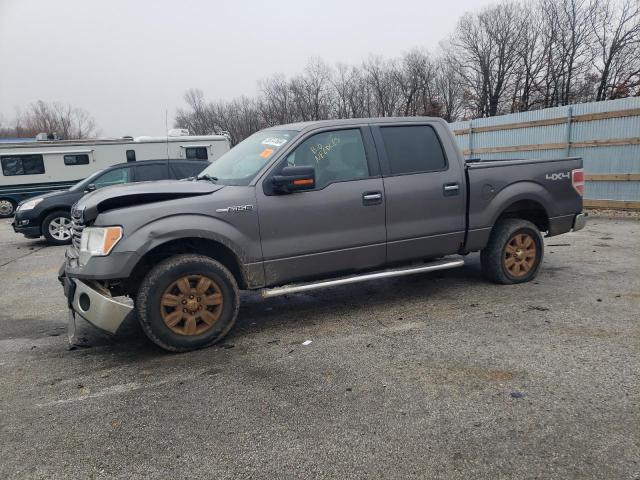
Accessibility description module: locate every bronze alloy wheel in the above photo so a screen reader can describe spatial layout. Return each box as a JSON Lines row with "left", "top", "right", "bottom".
{"left": 503, "top": 232, "right": 537, "bottom": 278}
{"left": 160, "top": 275, "right": 223, "bottom": 336}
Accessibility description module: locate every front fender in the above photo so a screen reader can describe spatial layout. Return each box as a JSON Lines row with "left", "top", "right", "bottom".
{"left": 117, "top": 214, "right": 257, "bottom": 265}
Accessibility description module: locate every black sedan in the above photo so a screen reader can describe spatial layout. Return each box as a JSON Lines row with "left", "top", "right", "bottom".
{"left": 11, "top": 159, "right": 208, "bottom": 245}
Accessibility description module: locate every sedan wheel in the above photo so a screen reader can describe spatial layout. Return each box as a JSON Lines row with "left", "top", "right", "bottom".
{"left": 43, "top": 211, "right": 74, "bottom": 245}
{"left": 48, "top": 216, "right": 72, "bottom": 241}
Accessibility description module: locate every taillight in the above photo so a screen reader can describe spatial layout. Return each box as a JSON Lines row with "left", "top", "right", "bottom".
{"left": 572, "top": 168, "right": 584, "bottom": 196}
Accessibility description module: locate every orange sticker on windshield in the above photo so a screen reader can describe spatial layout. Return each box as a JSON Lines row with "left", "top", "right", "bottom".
{"left": 260, "top": 148, "right": 274, "bottom": 158}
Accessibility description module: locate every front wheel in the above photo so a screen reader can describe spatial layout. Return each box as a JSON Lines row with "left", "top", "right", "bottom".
{"left": 43, "top": 211, "right": 73, "bottom": 245}
{"left": 480, "top": 219, "right": 544, "bottom": 284}
{"left": 136, "top": 254, "right": 240, "bottom": 352}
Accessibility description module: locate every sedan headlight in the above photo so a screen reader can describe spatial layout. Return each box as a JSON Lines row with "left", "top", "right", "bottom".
{"left": 18, "top": 198, "right": 43, "bottom": 211}
{"left": 79, "top": 226, "right": 123, "bottom": 263}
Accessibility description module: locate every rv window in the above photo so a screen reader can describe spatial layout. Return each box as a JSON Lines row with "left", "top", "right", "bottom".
{"left": 185, "top": 147, "right": 208, "bottom": 160}
{"left": 1, "top": 154, "right": 45, "bottom": 176}
{"left": 64, "top": 154, "right": 90, "bottom": 166}
{"left": 126, "top": 150, "right": 136, "bottom": 162}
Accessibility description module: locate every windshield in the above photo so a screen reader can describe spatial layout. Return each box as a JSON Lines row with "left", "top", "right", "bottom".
{"left": 197, "top": 130, "right": 297, "bottom": 185}
{"left": 69, "top": 168, "right": 107, "bottom": 191}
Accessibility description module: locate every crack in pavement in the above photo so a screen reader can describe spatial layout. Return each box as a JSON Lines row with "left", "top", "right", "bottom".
{"left": 0, "top": 245, "right": 49, "bottom": 269}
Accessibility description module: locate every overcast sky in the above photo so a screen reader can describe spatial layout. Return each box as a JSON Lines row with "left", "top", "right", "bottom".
{"left": 0, "top": 0, "right": 492, "bottom": 137}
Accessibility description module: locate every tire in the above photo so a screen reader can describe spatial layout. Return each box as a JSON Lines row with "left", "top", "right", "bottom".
{"left": 136, "top": 254, "right": 240, "bottom": 352}
{"left": 42, "top": 211, "right": 73, "bottom": 245}
{"left": 0, "top": 198, "right": 17, "bottom": 218}
{"left": 480, "top": 218, "right": 544, "bottom": 285}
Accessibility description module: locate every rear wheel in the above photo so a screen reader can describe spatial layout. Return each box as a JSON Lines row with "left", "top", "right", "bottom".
{"left": 480, "top": 218, "right": 544, "bottom": 284}
{"left": 0, "top": 198, "right": 17, "bottom": 218}
{"left": 136, "top": 254, "right": 239, "bottom": 352}
{"left": 42, "top": 211, "right": 73, "bottom": 245}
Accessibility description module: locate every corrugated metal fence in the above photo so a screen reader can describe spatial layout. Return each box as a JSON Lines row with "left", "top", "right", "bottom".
{"left": 449, "top": 97, "right": 640, "bottom": 209}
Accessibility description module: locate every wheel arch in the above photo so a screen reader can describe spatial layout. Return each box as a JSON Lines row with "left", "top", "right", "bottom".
{"left": 494, "top": 199, "right": 550, "bottom": 232}
{"left": 126, "top": 237, "right": 249, "bottom": 295}
{"left": 39, "top": 206, "right": 72, "bottom": 223}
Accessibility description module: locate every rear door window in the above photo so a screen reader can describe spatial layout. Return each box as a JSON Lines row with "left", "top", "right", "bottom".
{"left": 170, "top": 161, "right": 207, "bottom": 179}
{"left": 379, "top": 125, "right": 447, "bottom": 175}
{"left": 136, "top": 164, "right": 167, "bottom": 181}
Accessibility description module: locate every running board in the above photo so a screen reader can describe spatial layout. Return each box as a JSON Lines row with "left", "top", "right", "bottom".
{"left": 260, "top": 258, "right": 465, "bottom": 298}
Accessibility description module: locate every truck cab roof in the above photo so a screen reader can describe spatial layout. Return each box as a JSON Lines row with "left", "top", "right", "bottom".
{"left": 268, "top": 116, "right": 449, "bottom": 133}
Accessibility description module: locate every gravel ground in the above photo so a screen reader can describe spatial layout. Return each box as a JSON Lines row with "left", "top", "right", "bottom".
{"left": 0, "top": 217, "right": 638, "bottom": 479}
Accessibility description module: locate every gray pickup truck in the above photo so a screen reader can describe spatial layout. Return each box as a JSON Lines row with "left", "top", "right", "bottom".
{"left": 59, "top": 117, "right": 586, "bottom": 352}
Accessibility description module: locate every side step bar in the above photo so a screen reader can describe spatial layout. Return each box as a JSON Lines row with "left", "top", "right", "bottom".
{"left": 261, "top": 257, "right": 465, "bottom": 298}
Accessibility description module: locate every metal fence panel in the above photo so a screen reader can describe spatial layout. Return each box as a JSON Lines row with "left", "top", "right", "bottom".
{"left": 449, "top": 97, "right": 640, "bottom": 207}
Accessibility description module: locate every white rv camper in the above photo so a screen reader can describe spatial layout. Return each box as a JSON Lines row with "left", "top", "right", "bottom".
{"left": 0, "top": 132, "right": 230, "bottom": 217}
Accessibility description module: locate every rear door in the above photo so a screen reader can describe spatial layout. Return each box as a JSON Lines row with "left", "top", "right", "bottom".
{"left": 256, "top": 126, "right": 386, "bottom": 285}
{"left": 372, "top": 122, "right": 466, "bottom": 263}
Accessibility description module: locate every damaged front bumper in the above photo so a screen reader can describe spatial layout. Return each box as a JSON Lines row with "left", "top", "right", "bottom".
{"left": 59, "top": 264, "right": 132, "bottom": 343}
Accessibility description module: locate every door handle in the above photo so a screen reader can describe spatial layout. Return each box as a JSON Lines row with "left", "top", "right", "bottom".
{"left": 362, "top": 191, "right": 383, "bottom": 205}
{"left": 443, "top": 183, "right": 460, "bottom": 196}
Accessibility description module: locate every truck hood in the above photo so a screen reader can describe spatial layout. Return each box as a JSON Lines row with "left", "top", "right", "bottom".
{"left": 75, "top": 179, "right": 223, "bottom": 222}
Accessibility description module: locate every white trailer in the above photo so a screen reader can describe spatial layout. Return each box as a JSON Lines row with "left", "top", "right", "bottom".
{"left": 0, "top": 133, "right": 230, "bottom": 216}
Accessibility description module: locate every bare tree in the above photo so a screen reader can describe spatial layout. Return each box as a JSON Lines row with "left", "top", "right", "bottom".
{"left": 362, "top": 56, "right": 401, "bottom": 117}
{"left": 434, "top": 50, "right": 465, "bottom": 122}
{"left": 289, "top": 58, "right": 333, "bottom": 121}
{"left": 509, "top": 4, "right": 547, "bottom": 112}
{"left": 590, "top": 0, "right": 640, "bottom": 100}
{"left": 174, "top": 0, "right": 639, "bottom": 140}
{"left": 7, "top": 101, "right": 99, "bottom": 139}
{"left": 175, "top": 88, "right": 216, "bottom": 135}
{"left": 453, "top": 3, "right": 526, "bottom": 117}
{"left": 538, "top": 0, "right": 596, "bottom": 106}
{"left": 260, "top": 74, "right": 295, "bottom": 125}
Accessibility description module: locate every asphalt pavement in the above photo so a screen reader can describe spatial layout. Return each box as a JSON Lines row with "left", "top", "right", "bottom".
{"left": 0, "top": 215, "right": 638, "bottom": 479}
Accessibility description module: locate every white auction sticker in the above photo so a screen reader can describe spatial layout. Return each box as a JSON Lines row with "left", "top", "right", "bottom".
{"left": 261, "top": 137, "right": 288, "bottom": 147}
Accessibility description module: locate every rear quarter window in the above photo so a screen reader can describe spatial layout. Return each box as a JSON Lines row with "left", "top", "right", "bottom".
{"left": 380, "top": 125, "right": 447, "bottom": 175}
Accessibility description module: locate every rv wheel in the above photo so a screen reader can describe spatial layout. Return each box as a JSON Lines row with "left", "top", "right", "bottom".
{"left": 0, "top": 198, "right": 17, "bottom": 218}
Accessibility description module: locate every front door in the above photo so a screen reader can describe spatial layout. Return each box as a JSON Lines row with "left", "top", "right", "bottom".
{"left": 257, "top": 127, "right": 386, "bottom": 286}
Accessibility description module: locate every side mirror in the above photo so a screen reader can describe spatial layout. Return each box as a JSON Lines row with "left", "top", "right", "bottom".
{"left": 271, "top": 166, "right": 315, "bottom": 194}
{"left": 85, "top": 183, "right": 96, "bottom": 192}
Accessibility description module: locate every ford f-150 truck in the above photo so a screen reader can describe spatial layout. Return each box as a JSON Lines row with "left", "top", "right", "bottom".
{"left": 59, "top": 117, "right": 586, "bottom": 352}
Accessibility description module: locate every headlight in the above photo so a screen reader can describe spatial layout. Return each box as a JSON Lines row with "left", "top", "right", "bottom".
{"left": 18, "top": 198, "right": 43, "bottom": 211}
{"left": 79, "top": 226, "right": 123, "bottom": 263}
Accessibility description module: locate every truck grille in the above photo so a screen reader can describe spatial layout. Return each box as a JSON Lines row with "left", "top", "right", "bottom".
{"left": 70, "top": 205, "right": 85, "bottom": 250}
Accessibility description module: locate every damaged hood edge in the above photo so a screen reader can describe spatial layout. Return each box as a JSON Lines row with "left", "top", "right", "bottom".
{"left": 75, "top": 180, "right": 223, "bottom": 222}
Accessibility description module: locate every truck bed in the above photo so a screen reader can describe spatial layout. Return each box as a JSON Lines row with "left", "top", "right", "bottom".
{"left": 463, "top": 156, "right": 584, "bottom": 251}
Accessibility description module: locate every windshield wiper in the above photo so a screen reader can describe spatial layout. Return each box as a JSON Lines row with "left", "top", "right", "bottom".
{"left": 196, "top": 174, "right": 219, "bottom": 183}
